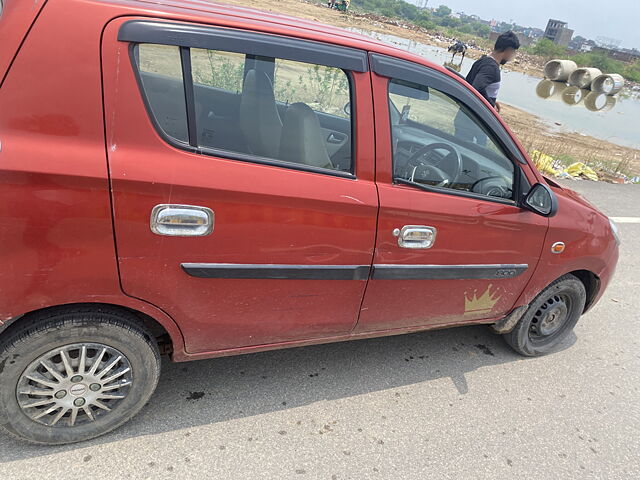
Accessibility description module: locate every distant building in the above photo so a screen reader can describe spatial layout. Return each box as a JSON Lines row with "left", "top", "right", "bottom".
{"left": 592, "top": 46, "right": 640, "bottom": 63}
{"left": 544, "top": 19, "right": 574, "bottom": 47}
{"left": 522, "top": 27, "right": 545, "bottom": 40}
{"left": 489, "top": 31, "right": 533, "bottom": 47}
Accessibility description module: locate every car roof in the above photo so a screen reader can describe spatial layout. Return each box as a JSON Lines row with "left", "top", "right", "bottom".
{"left": 132, "top": 0, "right": 386, "bottom": 44}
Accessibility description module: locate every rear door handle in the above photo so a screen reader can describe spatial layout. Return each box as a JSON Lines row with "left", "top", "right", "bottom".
{"left": 393, "top": 225, "right": 437, "bottom": 249}
{"left": 150, "top": 204, "right": 214, "bottom": 237}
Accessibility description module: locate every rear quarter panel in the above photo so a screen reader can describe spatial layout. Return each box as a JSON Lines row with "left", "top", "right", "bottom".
{"left": 0, "top": 0, "right": 185, "bottom": 353}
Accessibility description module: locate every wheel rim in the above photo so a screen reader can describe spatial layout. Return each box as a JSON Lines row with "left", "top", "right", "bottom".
{"left": 16, "top": 343, "right": 133, "bottom": 428}
{"left": 528, "top": 293, "right": 572, "bottom": 345}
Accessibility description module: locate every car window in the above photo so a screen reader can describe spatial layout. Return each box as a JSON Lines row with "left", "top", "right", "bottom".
{"left": 273, "top": 58, "right": 350, "bottom": 119}
{"left": 388, "top": 78, "right": 515, "bottom": 200}
{"left": 135, "top": 43, "right": 354, "bottom": 174}
{"left": 191, "top": 48, "right": 245, "bottom": 93}
{"left": 137, "top": 44, "right": 188, "bottom": 143}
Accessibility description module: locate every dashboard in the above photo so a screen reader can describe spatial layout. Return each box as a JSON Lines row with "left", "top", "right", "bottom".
{"left": 392, "top": 123, "right": 515, "bottom": 200}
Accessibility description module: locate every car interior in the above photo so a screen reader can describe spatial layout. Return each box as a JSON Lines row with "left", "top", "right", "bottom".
{"left": 136, "top": 46, "right": 516, "bottom": 199}
{"left": 138, "top": 48, "right": 353, "bottom": 173}
{"left": 388, "top": 80, "right": 516, "bottom": 199}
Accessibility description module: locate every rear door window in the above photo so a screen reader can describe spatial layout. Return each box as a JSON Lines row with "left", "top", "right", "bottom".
{"left": 137, "top": 44, "right": 188, "bottom": 143}
{"left": 134, "top": 40, "right": 354, "bottom": 174}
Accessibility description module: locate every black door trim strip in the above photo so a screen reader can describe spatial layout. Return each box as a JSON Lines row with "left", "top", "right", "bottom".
{"left": 372, "top": 264, "right": 529, "bottom": 280}
{"left": 181, "top": 263, "right": 371, "bottom": 280}
{"left": 181, "top": 263, "right": 528, "bottom": 281}
{"left": 118, "top": 20, "right": 369, "bottom": 73}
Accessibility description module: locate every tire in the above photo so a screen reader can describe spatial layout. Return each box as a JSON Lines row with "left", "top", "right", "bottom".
{"left": 0, "top": 306, "right": 161, "bottom": 445}
{"left": 503, "top": 274, "right": 586, "bottom": 357}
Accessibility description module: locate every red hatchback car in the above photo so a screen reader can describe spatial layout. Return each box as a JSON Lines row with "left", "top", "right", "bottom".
{"left": 0, "top": 0, "right": 619, "bottom": 444}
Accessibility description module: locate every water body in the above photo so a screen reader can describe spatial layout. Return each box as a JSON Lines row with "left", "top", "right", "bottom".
{"left": 359, "top": 31, "right": 640, "bottom": 149}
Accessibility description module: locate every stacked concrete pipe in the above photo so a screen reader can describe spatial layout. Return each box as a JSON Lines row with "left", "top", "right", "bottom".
{"left": 591, "top": 74, "right": 626, "bottom": 95}
{"left": 568, "top": 68, "right": 602, "bottom": 89}
{"left": 562, "top": 86, "right": 588, "bottom": 106}
{"left": 536, "top": 79, "right": 569, "bottom": 100}
{"left": 544, "top": 60, "right": 577, "bottom": 82}
{"left": 584, "top": 91, "right": 617, "bottom": 112}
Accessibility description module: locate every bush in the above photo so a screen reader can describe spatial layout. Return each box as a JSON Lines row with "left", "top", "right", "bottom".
{"left": 572, "top": 51, "right": 623, "bottom": 72}
{"left": 434, "top": 5, "right": 452, "bottom": 17}
{"left": 621, "top": 60, "right": 640, "bottom": 83}
{"left": 529, "top": 39, "right": 567, "bottom": 60}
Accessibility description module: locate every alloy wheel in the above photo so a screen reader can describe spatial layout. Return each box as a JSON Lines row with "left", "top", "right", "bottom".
{"left": 16, "top": 343, "right": 133, "bottom": 427}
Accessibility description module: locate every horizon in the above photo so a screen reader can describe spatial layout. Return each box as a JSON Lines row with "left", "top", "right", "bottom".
{"left": 406, "top": 0, "right": 639, "bottom": 50}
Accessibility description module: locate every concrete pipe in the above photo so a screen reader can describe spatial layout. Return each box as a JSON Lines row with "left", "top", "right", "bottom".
{"left": 568, "top": 68, "right": 602, "bottom": 89}
{"left": 584, "top": 91, "right": 617, "bottom": 112}
{"left": 544, "top": 59, "right": 577, "bottom": 82}
{"left": 562, "top": 86, "right": 588, "bottom": 106}
{"left": 591, "top": 74, "right": 625, "bottom": 96}
{"left": 536, "top": 79, "right": 569, "bottom": 100}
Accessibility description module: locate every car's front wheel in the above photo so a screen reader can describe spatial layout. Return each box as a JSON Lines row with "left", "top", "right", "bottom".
{"left": 503, "top": 274, "right": 587, "bottom": 356}
{"left": 0, "top": 306, "right": 160, "bottom": 445}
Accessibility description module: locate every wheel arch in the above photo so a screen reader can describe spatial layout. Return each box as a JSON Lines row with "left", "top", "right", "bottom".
{"left": 0, "top": 302, "right": 184, "bottom": 358}
{"left": 569, "top": 269, "right": 601, "bottom": 313}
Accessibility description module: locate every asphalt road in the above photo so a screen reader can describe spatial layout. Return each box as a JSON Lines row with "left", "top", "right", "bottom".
{"left": 1, "top": 180, "right": 638, "bottom": 480}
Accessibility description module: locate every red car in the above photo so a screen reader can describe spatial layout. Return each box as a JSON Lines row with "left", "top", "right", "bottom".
{"left": 0, "top": 0, "right": 619, "bottom": 444}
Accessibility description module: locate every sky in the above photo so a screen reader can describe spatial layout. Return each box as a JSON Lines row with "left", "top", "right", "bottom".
{"left": 409, "top": 0, "right": 639, "bottom": 49}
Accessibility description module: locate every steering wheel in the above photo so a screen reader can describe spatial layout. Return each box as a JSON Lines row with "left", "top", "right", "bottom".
{"left": 406, "top": 142, "right": 463, "bottom": 187}
{"left": 470, "top": 175, "right": 512, "bottom": 198}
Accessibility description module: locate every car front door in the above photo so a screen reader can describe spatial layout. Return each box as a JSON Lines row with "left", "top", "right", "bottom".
{"left": 356, "top": 55, "right": 548, "bottom": 333}
{"left": 102, "top": 19, "right": 377, "bottom": 353}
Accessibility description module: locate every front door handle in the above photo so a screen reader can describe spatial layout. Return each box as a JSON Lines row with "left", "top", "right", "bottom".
{"left": 150, "top": 204, "right": 214, "bottom": 237}
{"left": 393, "top": 225, "right": 437, "bottom": 249}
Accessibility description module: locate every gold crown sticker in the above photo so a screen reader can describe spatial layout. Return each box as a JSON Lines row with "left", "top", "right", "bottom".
{"left": 464, "top": 284, "right": 501, "bottom": 316}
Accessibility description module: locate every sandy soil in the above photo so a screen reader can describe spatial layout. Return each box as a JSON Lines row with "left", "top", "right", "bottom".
{"left": 210, "top": 0, "right": 640, "bottom": 176}
{"left": 500, "top": 104, "right": 639, "bottom": 179}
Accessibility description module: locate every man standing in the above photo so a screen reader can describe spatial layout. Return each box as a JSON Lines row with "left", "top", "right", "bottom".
{"left": 465, "top": 30, "right": 520, "bottom": 113}
{"left": 454, "top": 31, "right": 520, "bottom": 145}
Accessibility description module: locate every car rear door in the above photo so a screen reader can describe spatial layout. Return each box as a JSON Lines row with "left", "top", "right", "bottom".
{"left": 356, "top": 54, "right": 548, "bottom": 333}
{"left": 102, "top": 18, "right": 377, "bottom": 353}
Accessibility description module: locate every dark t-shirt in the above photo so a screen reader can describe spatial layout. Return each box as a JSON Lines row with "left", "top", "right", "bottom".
{"left": 466, "top": 55, "right": 501, "bottom": 106}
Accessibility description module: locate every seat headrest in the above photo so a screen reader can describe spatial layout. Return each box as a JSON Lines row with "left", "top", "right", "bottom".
{"left": 240, "top": 69, "right": 282, "bottom": 158}
{"left": 279, "top": 103, "right": 333, "bottom": 170}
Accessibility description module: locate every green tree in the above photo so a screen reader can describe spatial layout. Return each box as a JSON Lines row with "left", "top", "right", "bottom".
{"left": 530, "top": 38, "right": 567, "bottom": 60}
{"left": 415, "top": 10, "right": 436, "bottom": 29}
{"left": 621, "top": 60, "right": 640, "bottom": 83}
{"left": 438, "top": 16, "right": 461, "bottom": 28}
{"left": 471, "top": 23, "right": 491, "bottom": 37}
{"left": 434, "top": 5, "right": 452, "bottom": 17}
{"left": 572, "top": 51, "right": 623, "bottom": 73}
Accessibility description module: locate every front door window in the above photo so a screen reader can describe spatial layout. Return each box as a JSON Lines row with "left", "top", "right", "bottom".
{"left": 388, "top": 79, "right": 514, "bottom": 201}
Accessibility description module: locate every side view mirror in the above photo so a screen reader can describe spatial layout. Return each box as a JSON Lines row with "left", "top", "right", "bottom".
{"left": 523, "top": 183, "right": 558, "bottom": 217}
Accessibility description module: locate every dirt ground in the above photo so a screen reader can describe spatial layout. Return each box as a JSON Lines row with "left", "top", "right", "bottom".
{"left": 500, "top": 104, "right": 639, "bottom": 178}
{"left": 211, "top": 0, "right": 640, "bottom": 177}
{"left": 217, "top": 0, "right": 545, "bottom": 75}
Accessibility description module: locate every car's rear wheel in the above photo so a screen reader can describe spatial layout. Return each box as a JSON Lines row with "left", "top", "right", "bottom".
{"left": 503, "top": 275, "right": 586, "bottom": 356}
{"left": 0, "top": 306, "right": 160, "bottom": 445}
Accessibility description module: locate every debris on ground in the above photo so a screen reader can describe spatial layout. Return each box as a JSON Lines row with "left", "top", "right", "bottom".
{"left": 530, "top": 150, "right": 633, "bottom": 183}
{"left": 565, "top": 162, "right": 599, "bottom": 181}
{"left": 531, "top": 150, "right": 566, "bottom": 178}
